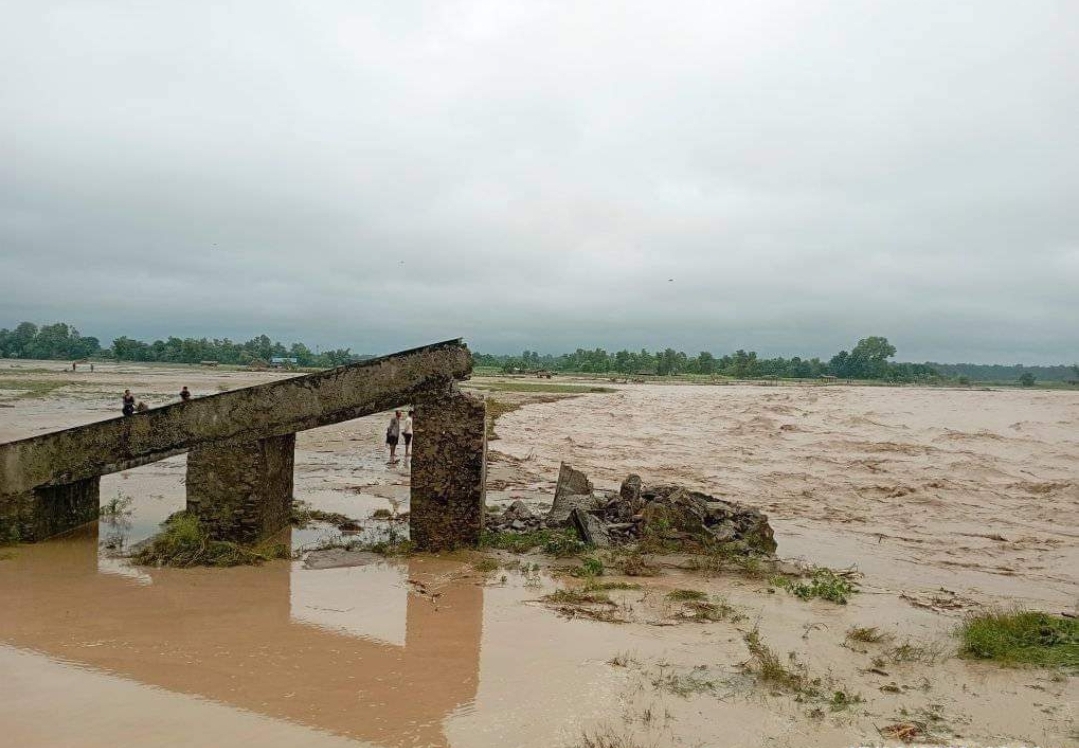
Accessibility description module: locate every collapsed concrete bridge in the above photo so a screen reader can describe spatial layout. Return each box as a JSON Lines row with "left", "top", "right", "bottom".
{"left": 0, "top": 339, "right": 486, "bottom": 550}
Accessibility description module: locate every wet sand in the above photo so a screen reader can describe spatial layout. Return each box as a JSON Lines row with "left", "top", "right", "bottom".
{"left": 1, "top": 361, "right": 1077, "bottom": 746}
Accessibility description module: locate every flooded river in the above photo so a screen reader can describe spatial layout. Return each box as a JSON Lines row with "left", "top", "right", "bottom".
{"left": 1, "top": 362, "right": 1077, "bottom": 746}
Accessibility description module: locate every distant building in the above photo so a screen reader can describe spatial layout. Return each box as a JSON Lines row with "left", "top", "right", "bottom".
{"left": 270, "top": 357, "right": 298, "bottom": 369}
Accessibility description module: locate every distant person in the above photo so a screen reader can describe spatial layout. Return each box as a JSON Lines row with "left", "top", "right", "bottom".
{"left": 386, "top": 410, "right": 401, "bottom": 464}
{"left": 89, "top": 363, "right": 94, "bottom": 373}
{"left": 122, "top": 389, "right": 135, "bottom": 417}
{"left": 180, "top": 386, "right": 191, "bottom": 402}
{"left": 402, "top": 409, "right": 414, "bottom": 458}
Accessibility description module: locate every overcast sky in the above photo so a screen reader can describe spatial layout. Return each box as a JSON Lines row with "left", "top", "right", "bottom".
{"left": 3, "top": 1, "right": 1077, "bottom": 363}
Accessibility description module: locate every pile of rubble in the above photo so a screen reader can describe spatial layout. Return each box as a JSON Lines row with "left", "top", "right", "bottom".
{"left": 486, "top": 462, "right": 777, "bottom": 554}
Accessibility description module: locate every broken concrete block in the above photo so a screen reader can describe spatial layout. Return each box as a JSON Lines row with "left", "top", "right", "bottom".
{"left": 570, "top": 507, "right": 610, "bottom": 548}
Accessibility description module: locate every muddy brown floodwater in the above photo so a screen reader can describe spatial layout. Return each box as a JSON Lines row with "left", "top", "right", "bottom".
{"left": 1, "top": 361, "right": 1077, "bottom": 747}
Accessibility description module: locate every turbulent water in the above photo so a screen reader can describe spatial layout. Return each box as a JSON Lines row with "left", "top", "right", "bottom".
{"left": 1, "top": 362, "right": 1077, "bottom": 746}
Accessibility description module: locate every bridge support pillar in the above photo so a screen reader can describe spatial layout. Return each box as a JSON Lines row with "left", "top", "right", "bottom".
{"left": 186, "top": 433, "right": 295, "bottom": 543}
{"left": 0, "top": 476, "right": 100, "bottom": 543}
{"left": 411, "top": 387, "right": 486, "bottom": 551}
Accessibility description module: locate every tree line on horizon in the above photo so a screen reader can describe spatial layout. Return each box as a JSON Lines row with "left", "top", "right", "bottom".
{"left": 1, "top": 321, "right": 1076, "bottom": 384}
{"left": 474, "top": 337, "right": 939, "bottom": 382}
{"left": 0, "top": 321, "right": 358, "bottom": 368}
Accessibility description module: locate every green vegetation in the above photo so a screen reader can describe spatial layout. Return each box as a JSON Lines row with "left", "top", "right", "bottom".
{"left": 0, "top": 320, "right": 360, "bottom": 367}
{"left": 569, "top": 556, "right": 605, "bottom": 578}
{"left": 773, "top": 568, "right": 857, "bottom": 604}
{"left": 958, "top": 609, "right": 1079, "bottom": 668}
{"left": 742, "top": 629, "right": 816, "bottom": 694}
{"left": 99, "top": 492, "right": 133, "bottom": 518}
{"left": 7, "top": 320, "right": 1075, "bottom": 385}
{"left": 0, "top": 378, "right": 71, "bottom": 400}
{"left": 884, "top": 640, "right": 946, "bottom": 665}
{"left": 827, "top": 689, "right": 863, "bottom": 711}
{"left": 474, "top": 382, "right": 615, "bottom": 394}
{"left": 480, "top": 528, "right": 587, "bottom": 556}
{"left": 651, "top": 667, "right": 717, "bottom": 697}
{"left": 132, "top": 513, "right": 290, "bottom": 567}
{"left": 666, "top": 588, "right": 707, "bottom": 601}
{"left": 846, "top": 626, "right": 889, "bottom": 644}
{"left": 676, "top": 598, "right": 738, "bottom": 623}
{"left": 472, "top": 557, "right": 499, "bottom": 572}
{"left": 476, "top": 336, "right": 939, "bottom": 383}
{"left": 290, "top": 500, "right": 359, "bottom": 529}
{"left": 544, "top": 588, "right": 613, "bottom": 606}
{"left": 584, "top": 580, "right": 640, "bottom": 591}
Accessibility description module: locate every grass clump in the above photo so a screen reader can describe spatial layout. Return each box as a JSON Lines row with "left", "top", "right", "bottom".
{"left": 585, "top": 580, "right": 641, "bottom": 591}
{"left": 958, "top": 609, "right": 1079, "bottom": 668}
{"left": 132, "top": 513, "right": 290, "bottom": 568}
{"left": 743, "top": 629, "right": 818, "bottom": 696}
{"left": 544, "top": 588, "right": 613, "bottom": 606}
{"left": 480, "top": 528, "right": 586, "bottom": 556}
{"left": 666, "top": 588, "right": 707, "bottom": 601}
{"left": 847, "top": 626, "right": 890, "bottom": 644}
{"left": 472, "top": 557, "right": 499, "bottom": 572}
{"left": 570, "top": 555, "right": 605, "bottom": 578}
{"left": 774, "top": 568, "right": 857, "bottom": 604}
{"left": 290, "top": 500, "right": 360, "bottom": 529}
{"left": 0, "top": 378, "right": 71, "bottom": 400}
{"left": 99, "top": 492, "right": 133, "bottom": 518}
{"left": 885, "top": 639, "right": 945, "bottom": 665}
{"left": 651, "top": 666, "right": 717, "bottom": 697}
{"left": 613, "top": 549, "right": 659, "bottom": 576}
{"left": 676, "top": 598, "right": 740, "bottom": 623}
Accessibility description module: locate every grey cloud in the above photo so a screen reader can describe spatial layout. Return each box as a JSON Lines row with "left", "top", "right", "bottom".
{"left": 2, "top": 0, "right": 1077, "bottom": 362}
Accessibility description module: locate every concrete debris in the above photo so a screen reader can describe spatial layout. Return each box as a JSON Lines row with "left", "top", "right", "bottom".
{"left": 570, "top": 506, "right": 611, "bottom": 548}
{"left": 485, "top": 464, "right": 777, "bottom": 556}
{"left": 565, "top": 469, "right": 775, "bottom": 553}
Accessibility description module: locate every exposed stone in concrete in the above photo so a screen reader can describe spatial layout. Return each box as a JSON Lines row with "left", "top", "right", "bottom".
{"left": 186, "top": 434, "right": 295, "bottom": 543}
{"left": 0, "top": 477, "right": 100, "bottom": 543}
{"left": 410, "top": 386, "right": 486, "bottom": 552}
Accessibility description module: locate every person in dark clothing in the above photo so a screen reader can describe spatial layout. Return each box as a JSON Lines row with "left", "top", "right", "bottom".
{"left": 122, "top": 389, "right": 135, "bottom": 416}
{"left": 180, "top": 386, "right": 191, "bottom": 402}
{"left": 386, "top": 410, "right": 401, "bottom": 464}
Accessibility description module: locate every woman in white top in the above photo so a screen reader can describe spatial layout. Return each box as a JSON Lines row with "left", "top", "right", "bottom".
{"left": 402, "top": 410, "right": 414, "bottom": 458}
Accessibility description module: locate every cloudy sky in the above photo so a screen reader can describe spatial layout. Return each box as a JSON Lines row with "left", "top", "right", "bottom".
{"left": 2, "top": 1, "right": 1077, "bottom": 363}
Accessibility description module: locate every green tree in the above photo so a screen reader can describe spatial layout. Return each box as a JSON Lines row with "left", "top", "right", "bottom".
{"left": 1019, "top": 372, "right": 1036, "bottom": 387}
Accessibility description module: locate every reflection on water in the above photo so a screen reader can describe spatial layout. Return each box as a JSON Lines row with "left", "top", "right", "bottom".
{"left": 0, "top": 525, "right": 482, "bottom": 748}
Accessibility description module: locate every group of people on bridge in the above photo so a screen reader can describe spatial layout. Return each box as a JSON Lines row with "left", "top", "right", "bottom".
{"left": 121, "top": 385, "right": 191, "bottom": 416}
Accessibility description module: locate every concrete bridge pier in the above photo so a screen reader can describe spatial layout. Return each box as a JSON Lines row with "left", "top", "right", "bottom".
{"left": 0, "top": 476, "right": 100, "bottom": 542}
{"left": 411, "top": 386, "right": 487, "bottom": 551}
{"left": 185, "top": 433, "right": 296, "bottom": 544}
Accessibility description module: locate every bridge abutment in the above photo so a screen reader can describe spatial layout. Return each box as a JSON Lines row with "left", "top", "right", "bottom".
{"left": 186, "top": 433, "right": 296, "bottom": 543}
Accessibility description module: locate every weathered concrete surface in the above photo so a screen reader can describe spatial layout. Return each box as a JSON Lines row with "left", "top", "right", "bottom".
{"left": 186, "top": 434, "right": 295, "bottom": 543}
{"left": 0, "top": 477, "right": 100, "bottom": 543}
{"left": 0, "top": 340, "right": 473, "bottom": 541}
{"left": 410, "top": 387, "right": 486, "bottom": 552}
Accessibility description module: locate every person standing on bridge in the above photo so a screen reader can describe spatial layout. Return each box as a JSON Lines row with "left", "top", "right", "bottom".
{"left": 386, "top": 410, "right": 401, "bottom": 464}
{"left": 402, "top": 409, "right": 414, "bottom": 459}
{"left": 122, "top": 389, "right": 135, "bottom": 417}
